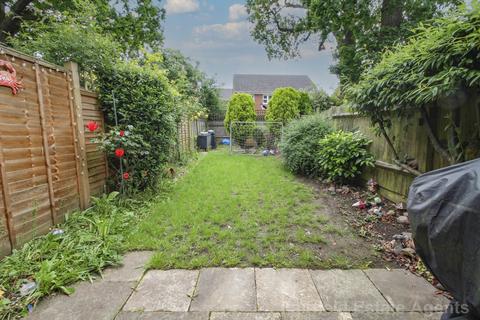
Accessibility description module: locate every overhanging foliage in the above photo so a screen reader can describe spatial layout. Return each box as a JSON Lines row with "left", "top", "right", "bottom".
{"left": 347, "top": 2, "right": 480, "bottom": 165}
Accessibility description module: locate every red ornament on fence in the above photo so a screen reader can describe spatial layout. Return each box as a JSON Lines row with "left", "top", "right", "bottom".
{"left": 115, "top": 148, "right": 125, "bottom": 158}
{"left": 122, "top": 172, "right": 130, "bottom": 180}
{"left": 0, "top": 60, "right": 22, "bottom": 95}
{"left": 85, "top": 120, "right": 99, "bottom": 132}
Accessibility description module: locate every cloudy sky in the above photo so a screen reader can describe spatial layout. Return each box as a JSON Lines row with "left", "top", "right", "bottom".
{"left": 162, "top": 0, "right": 339, "bottom": 93}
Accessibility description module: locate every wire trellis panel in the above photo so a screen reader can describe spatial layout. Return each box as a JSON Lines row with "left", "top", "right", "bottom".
{"left": 229, "top": 121, "right": 283, "bottom": 155}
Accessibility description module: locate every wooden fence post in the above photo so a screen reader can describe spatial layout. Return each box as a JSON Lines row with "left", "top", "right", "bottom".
{"left": 34, "top": 63, "right": 58, "bottom": 225}
{"left": 0, "top": 145, "right": 15, "bottom": 249}
{"left": 65, "top": 62, "right": 91, "bottom": 210}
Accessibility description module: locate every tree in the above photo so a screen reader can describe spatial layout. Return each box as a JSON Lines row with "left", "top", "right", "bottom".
{"left": 309, "top": 89, "right": 333, "bottom": 112}
{"left": 224, "top": 93, "right": 256, "bottom": 131}
{"left": 10, "top": 2, "right": 121, "bottom": 86}
{"left": 265, "top": 87, "right": 301, "bottom": 124}
{"left": 347, "top": 3, "right": 480, "bottom": 167}
{"left": 246, "top": 0, "right": 461, "bottom": 84}
{"left": 1, "top": 0, "right": 164, "bottom": 57}
{"left": 298, "top": 91, "right": 313, "bottom": 115}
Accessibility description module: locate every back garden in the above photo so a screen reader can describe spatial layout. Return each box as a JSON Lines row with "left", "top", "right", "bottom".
{"left": 0, "top": 0, "right": 479, "bottom": 319}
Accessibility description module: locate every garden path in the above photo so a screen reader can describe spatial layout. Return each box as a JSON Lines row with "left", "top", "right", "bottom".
{"left": 25, "top": 251, "right": 448, "bottom": 320}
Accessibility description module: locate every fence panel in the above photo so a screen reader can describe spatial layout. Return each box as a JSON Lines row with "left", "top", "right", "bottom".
{"left": 0, "top": 45, "right": 107, "bottom": 253}
{"left": 327, "top": 102, "right": 478, "bottom": 203}
{"left": 81, "top": 90, "right": 107, "bottom": 197}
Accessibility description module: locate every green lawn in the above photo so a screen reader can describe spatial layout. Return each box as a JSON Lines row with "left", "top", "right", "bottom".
{"left": 127, "top": 150, "right": 363, "bottom": 269}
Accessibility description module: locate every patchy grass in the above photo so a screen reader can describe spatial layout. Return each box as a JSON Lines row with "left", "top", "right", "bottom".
{"left": 128, "top": 150, "right": 371, "bottom": 269}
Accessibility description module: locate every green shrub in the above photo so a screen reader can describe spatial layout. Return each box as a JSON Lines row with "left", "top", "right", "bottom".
{"left": 280, "top": 114, "right": 332, "bottom": 176}
{"left": 298, "top": 92, "right": 313, "bottom": 115}
{"left": 98, "top": 61, "right": 178, "bottom": 191}
{"left": 310, "top": 89, "right": 334, "bottom": 112}
{"left": 224, "top": 93, "right": 256, "bottom": 131}
{"left": 317, "top": 131, "right": 375, "bottom": 182}
{"left": 224, "top": 93, "right": 256, "bottom": 147}
{"left": 265, "top": 87, "right": 301, "bottom": 124}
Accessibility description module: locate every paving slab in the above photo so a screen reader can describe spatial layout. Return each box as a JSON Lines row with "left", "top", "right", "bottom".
{"left": 210, "top": 312, "right": 281, "bottom": 320}
{"left": 26, "top": 280, "right": 134, "bottom": 320}
{"left": 309, "top": 270, "right": 392, "bottom": 312}
{"left": 350, "top": 312, "right": 444, "bottom": 320}
{"left": 364, "top": 269, "right": 448, "bottom": 312}
{"left": 282, "top": 312, "right": 353, "bottom": 320}
{"left": 123, "top": 270, "right": 198, "bottom": 312}
{"left": 256, "top": 268, "right": 324, "bottom": 312}
{"left": 116, "top": 312, "right": 209, "bottom": 320}
{"left": 189, "top": 268, "right": 256, "bottom": 312}
{"left": 103, "top": 251, "right": 153, "bottom": 282}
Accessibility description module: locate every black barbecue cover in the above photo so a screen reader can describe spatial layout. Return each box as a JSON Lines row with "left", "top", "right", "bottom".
{"left": 408, "top": 158, "right": 480, "bottom": 319}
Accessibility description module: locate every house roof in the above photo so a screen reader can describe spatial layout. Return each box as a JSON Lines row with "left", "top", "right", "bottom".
{"left": 233, "top": 74, "right": 316, "bottom": 95}
{"left": 218, "top": 88, "right": 233, "bottom": 101}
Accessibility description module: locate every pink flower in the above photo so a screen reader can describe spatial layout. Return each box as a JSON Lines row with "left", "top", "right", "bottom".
{"left": 122, "top": 172, "right": 130, "bottom": 180}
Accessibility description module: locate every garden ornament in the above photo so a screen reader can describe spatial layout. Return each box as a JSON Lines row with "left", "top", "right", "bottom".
{"left": 0, "top": 60, "right": 22, "bottom": 95}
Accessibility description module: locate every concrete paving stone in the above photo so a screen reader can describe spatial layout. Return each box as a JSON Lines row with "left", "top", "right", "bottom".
{"left": 103, "top": 251, "right": 154, "bottom": 282}
{"left": 256, "top": 268, "right": 324, "bottom": 312}
{"left": 282, "top": 312, "right": 353, "bottom": 320}
{"left": 363, "top": 269, "right": 449, "bottom": 312}
{"left": 189, "top": 268, "right": 256, "bottom": 312}
{"left": 210, "top": 312, "right": 281, "bottom": 320}
{"left": 123, "top": 270, "right": 198, "bottom": 312}
{"left": 26, "top": 280, "right": 135, "bottom": 320}
{"left": 309, "top": 270, "right": 392, "bottom": 312}
{"left": 350, "top": 312, "right": 444, "bottom": 320}
{"left": 116, "top": 312, "right": 209, "bottom": 320}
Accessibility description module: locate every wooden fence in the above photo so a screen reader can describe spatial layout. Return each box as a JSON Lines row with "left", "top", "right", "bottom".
{"left": 0, "top": 45, "right": 107, "bottom": 255}
{"left": 325, "top": 102, "right": 479, "bottom": 203}
{"left": 177, "top": 117, "right": 206, "bottom": 156}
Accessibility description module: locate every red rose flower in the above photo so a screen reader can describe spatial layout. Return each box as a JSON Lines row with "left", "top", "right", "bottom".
{"left": 115, "top": 148, "right": 125, "bottom": 158}
{"left": 119, "top": 130, "right": 125, "bottom": 137}
{"left": 85, "top": 121, "right": 99, "bottom": 132}
{"left": 122, "top": 172, "right": 129, "bottom": 180}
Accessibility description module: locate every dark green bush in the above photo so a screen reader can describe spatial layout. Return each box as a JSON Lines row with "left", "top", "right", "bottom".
{"left": 280, "top": 114, "right": 332, "bottom": 176}
{"left": 317, "top": 131, "right": 375, "bottom": 182}
{"left": 98, "top": 61, "right": 178, "bottom": 191}
{"left": 298, "top": 92, "right": 313, "bottom": 115}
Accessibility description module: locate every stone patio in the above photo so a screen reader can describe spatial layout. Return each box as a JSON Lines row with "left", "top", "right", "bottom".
{"left": 25, "top": 251, "right": 448, "bottom": 320}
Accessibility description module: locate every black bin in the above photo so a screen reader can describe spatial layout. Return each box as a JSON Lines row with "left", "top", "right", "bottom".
{"left": 208, "top": 130, "right": 216, "bottom": 149}
{"left": 197, "top": 132, "right": 211, "bottom": 151}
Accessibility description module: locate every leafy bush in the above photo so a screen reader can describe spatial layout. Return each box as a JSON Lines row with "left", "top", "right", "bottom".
{"left": 265, "top": 87, "right": 301, "bottom": 124}
{"left": 224, "top": 93, "right": 256, "bottom": 131}
{"left": 317, "top": 131, "right": 375, "bottom": 182}
{"left": 298, "top": 91, "right": 313, "bottom": 115}
{"left": 310, "top": 89, "right": 334, "bottom": 112}
{"left": 0, "top": 193, "right": 138, "bottom": 318}
{"left": 280, "top": 114, "right": 332, "bottom": 176}
{"left": 98, "top": 61, "right": 178, "bottom": 191}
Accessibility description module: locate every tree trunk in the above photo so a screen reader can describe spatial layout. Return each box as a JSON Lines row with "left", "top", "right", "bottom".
{"left": 420, "top": 106, "right": 456, "bottom": 165}
{"left": 381, "top": 0, "right": 404, "bottom": 28}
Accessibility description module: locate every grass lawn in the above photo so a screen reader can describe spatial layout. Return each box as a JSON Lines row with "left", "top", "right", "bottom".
{"left": 127, "top": 149, "right": 372, "bottom": 269}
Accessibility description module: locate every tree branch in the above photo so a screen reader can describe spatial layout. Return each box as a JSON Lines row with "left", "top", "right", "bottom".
{"left": 420, "top": 106, "right": 455, "bottom": 165}
{"left": 0, "top": 0, "right": 35, "bottom": 41}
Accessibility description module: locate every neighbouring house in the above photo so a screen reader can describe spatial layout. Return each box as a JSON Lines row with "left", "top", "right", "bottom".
{"left": 233, "top": 74, "right": 316, "bottom": 114}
